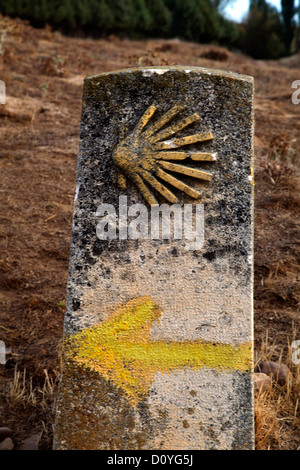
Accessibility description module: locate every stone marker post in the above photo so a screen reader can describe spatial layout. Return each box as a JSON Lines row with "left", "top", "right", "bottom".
{"left": 53, "top": 66, "right": 254, "bottom": 450}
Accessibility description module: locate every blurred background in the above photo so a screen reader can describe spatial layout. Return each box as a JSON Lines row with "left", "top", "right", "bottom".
{"left": 0, "top": 0, "right": 299, "bottom": 59}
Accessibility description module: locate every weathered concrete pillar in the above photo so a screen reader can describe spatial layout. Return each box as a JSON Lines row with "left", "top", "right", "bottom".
{"left": 53, "top": 66, "right": 254, "bottom": 450}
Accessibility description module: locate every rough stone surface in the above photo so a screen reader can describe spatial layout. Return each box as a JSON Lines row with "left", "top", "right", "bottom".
{"left": 0, "top": 427, "right": 12, "bottom": 441}
{"left": 255, "top": 361, "right": 292, "bottom": 386}
{"left": 53, "top": 66, "right": 254, "bottom": 450}
{"left": 254, "top": 372, "right": 272, "bottom": 392}
{"left": 0, "top": 437, "right": 14, "bottom": 450}
{"left": 18, "top": 434, "right": 40, "bottom": 450}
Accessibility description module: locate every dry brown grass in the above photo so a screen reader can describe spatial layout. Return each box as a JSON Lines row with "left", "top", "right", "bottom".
{"left": 8, "top": 367, "right": 57, "bottom": 406}
{"left": 4, "top": 367, "right": 60, "bottom": 449}
{"left": 255, "top": 326, "right": 300, "bottom": 450}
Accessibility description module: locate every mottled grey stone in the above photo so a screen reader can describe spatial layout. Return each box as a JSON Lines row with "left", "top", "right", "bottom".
{"left": 53, "top": 66, "right": 254, "bottom": 450}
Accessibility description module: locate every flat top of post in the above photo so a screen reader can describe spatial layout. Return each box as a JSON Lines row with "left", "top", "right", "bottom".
{"left": 85, "top": 65, "right": 254, "bottom": 85}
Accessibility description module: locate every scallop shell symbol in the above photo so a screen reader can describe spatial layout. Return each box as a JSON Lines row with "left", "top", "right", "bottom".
{"left": 113, "top": 103, "right": 217, "bottom": 205}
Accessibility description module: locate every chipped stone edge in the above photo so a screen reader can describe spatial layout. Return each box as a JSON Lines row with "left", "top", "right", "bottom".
{"left": 85, "top": 65, "right": 254, "bottom": 86}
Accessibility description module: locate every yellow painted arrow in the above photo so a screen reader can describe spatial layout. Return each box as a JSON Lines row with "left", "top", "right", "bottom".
{"left": 64, "top": 296, "right": 252, "bottom": 404}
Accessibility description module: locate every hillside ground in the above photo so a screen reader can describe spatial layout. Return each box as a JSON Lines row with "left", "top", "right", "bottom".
{"left": 0, "top": 16, "right": 299, "bottom": 450}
